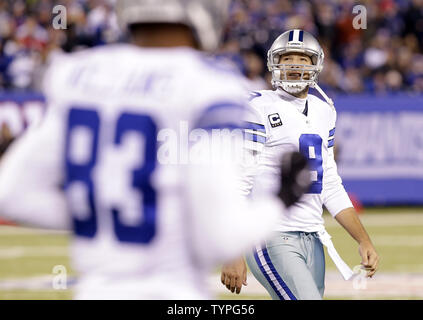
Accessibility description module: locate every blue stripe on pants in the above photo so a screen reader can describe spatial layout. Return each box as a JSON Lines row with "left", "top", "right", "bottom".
{"left": 253, "top": 245, "right": 297, "bottom": 300}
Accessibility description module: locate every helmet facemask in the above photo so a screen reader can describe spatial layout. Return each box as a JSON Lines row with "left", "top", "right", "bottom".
{"left": 268, "top": 49, "right": 322, "bottom": 94}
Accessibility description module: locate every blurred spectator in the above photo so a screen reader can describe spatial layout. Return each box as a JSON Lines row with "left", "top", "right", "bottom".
{"left": 0, "top": 0, "right": 121, "bottom": 90}
{"left": 363, "top": 30, "right": 390, "bottom": 70}
{"left": 242, "top": 49, "right": 270, "bottom": 90}
{"left": 0, "top": 0, "right": 422, "bottom": 93}
{"left": 343, "top": 68, "right": 365, "bottom": 93}
{"left": 385, "top": 69, "right": 404, "bottom": 92}
{"left": 407, "top": 53, "right": 423, "bottom": 92}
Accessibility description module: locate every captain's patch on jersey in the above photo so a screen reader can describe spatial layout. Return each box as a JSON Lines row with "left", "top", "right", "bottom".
{"left": 268, "top": 113, "right": 282, "bottom": 128}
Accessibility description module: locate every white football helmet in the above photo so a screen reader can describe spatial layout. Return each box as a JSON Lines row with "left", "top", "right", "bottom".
{"left": 267, "top": 30, "right": 324, "bottom": 92}
{"left": 115, "top": 0, "right": 230, "bottom": 51}
{"left": 267, "top": 29, "right": 334, "bottom": 107}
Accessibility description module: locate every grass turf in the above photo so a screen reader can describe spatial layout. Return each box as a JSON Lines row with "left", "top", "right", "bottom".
{"left": 0, "top": 208, "right": 422, "bottom": 300}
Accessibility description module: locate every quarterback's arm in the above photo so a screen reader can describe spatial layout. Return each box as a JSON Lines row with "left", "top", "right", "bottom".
{"left": 334, "top": 208, "right": 379, "bottom": 277}
{"left": 321, "top": 110, "right": 353, "bottom": 216}
{"left": 322, "top": 110, "right": 378, "bottom": 277}
{"left": 321, "top": 147, "right": 354, "bottom": 215}
{"left": 0, "top": 108, "right": 70, "bottom": 230}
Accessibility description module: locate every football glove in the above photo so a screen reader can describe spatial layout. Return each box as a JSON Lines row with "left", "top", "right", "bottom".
{"left": 278, "top": 151, "right": 311, "bottom": 207}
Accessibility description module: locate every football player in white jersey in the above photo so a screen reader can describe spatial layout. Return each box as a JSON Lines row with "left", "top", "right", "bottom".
{"left": 0, "top": 2, "right": 311, "bottom": 299}
{"left": 221, "top": 30, "right": 379, "bottom": 300}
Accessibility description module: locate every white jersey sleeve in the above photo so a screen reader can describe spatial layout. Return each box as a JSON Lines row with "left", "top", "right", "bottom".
{"left": 322, "top": 108, "right": 353, "bottom": 217}
{"left": 238, "top": 100, "right": 267, "bottom": 197}
{"left": 236, "top": 92, "right": 268, "bottom": 197}
{"left": 0, "top": 104, "right": 70, "bottom": 230}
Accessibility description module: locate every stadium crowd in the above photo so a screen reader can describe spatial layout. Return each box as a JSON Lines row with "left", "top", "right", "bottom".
{"left": 0, "top": 0, "right": 422, "bottom": 94}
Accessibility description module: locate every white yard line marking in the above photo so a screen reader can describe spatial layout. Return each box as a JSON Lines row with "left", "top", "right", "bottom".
{"left": 324, "top": 213, "right": 423, "bottom": 227}
{"left": 0, "top": 226, "right": 69, "bottom": 236}
{"left": 372, "top": 235, "right": 423, "bottom": 247}
{"left": 211, "top": 272, "right": 423, "bottom": 298}
{"left": 0, "top": 246, "right": 68, "bottom": 259}
{"left": 0, "top": 275, "right": 55, "bottom": 290}
{"left": 1, "top": 272, "right": 423, "bottom": 298}
{"left": 0, "top": 275, "right": 76, "bottom": 290}
{"left": 1, "top": 213, "right": 421, "bottom": 235}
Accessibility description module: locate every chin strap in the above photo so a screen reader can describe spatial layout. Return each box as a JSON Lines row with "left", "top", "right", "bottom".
{"left": 311, "top": 83, "right": 335, "bottom": 110}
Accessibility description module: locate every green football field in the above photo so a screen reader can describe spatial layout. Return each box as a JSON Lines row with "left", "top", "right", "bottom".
{"left": 0, "top": 207, "right": 422, "bottom": 300}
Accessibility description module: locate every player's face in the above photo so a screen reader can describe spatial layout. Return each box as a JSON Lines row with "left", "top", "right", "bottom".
{"left": 278, "top": 53, "right": 313, "bottom": 81}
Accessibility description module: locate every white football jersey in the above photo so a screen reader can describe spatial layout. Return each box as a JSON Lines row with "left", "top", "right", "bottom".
{"left": 0, "top": 44, "right": 284, "bottom": 299}
{"left": 243, "top": 88, "right": 353, "bottom": 232}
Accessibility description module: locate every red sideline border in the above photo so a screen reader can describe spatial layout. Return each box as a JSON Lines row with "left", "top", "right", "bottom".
{"left": 0, "top": 218, "right": 15, "bottom": 226}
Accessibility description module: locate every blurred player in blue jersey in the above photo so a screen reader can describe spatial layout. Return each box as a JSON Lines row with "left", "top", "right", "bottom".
{"left": 0, "top": 2, "right": 311, "bottom": 299}
{"left": 221, "top": 30, "right": 379, "bottom": 300}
